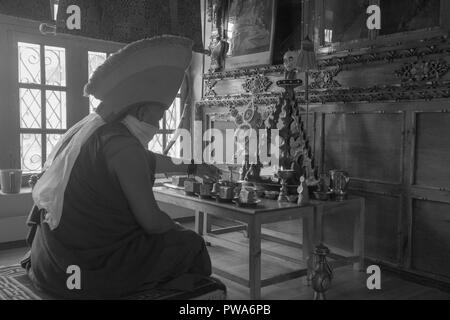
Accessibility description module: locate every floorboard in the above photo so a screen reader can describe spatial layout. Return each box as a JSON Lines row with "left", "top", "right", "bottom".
{"left": 1, "top": 220, "right": 449, "bottom": 300}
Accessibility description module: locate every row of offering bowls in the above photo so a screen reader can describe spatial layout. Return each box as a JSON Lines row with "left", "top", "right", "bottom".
{"left": 179, "top": 169, "right": 350, "bottom": 205}
{"left": 184, "top": 179, "right": 236, "bottom": 201}
{"left": 183, "top": 178, "right": 299, "bottom": 206}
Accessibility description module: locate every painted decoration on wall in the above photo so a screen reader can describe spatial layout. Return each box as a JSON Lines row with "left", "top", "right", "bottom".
{"left": 224, "top": 0, "right": 277, "bottom": 69}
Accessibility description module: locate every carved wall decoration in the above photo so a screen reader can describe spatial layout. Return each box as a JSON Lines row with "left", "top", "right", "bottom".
{"left": 203, "top": 36, "right": 450, "bottom": 82}
{"left": 309, "top": 67, "right": 342, "bottom": 89}
{"left": 318, "top": 37, "right": 450, "bottom": 68}
{"left": 204, "top": 79, "right": 218, "bottom": 97}
{"left": 228, "top": 100, "right": 267, "bottom": 129}
{"left": 197, "top": 81, "right": 450, "bottom": 108}
{"left": 395, "top": 59, "right": 450, "bottom": 85}
{"left": 203, "top": 65, "right": 285, "bottom": 81}
{"left": 242, "top": 74, "right": 273, "bottom": 94}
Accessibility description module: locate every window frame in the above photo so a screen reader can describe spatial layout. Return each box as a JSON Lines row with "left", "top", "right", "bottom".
{"left": 149, "top": 91, "right": 183, "bottom": 157}
{"left": 17, "top": 41, "right": 68, "bottom": 172}
{"left": 8, "top": 27, "right": 123, "bottom": 180}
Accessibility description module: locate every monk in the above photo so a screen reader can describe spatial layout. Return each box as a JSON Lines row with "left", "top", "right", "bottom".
{"left": 22, "top": 35, "right": 212, "bottom": 299}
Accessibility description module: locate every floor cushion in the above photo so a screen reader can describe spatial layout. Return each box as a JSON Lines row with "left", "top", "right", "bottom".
{"left": 0, "top": 265, "right": 226, "bottom": 300}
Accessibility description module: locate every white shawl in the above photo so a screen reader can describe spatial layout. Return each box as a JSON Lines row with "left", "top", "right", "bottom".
{"left": 32, "top": 113, "right": 106, "bottom": 230}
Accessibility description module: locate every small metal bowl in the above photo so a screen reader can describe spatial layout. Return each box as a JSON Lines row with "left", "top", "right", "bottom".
{"left": 264, "top": 191, "right": 279, "bottom": 200}
{"left": 288, "top": 195, "right": 298, "bottom": 203}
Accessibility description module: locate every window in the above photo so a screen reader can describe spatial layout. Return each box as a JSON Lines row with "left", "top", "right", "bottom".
{"left": 87, "top": 51, "right": 107, "bottom": 113}
{"left": 18, "top": 42, "right": 67, "bottom": 173}
{"left": 148, "top": 91, "right": 182, "bottom": 157}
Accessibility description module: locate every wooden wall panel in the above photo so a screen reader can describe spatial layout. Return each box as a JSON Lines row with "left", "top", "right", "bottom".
{"left": 412, "top": 199, "right": 450, "bottom": 279}
{"left": 359, "top": 193, "right": 401, "bottom": 264}
{"left": 323, "top": 192, "right": 400, "bottom": 263}
{"left": 414, "top": 112, "right": 450, "bottom": 189}
{"left": 322, "top": 205, "right": 355, "bottom": 253}
{"left": 323, "top": 113, "right": 403, "bottom": 183}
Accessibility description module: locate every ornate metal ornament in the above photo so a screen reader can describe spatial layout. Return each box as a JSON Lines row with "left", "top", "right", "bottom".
{"left": 311, "top": 244, "right": 333, "bottom": 300}
{"left": 229, "top": 99, "right": 264, "bottom": 129}
{"left": 242, "top": 74, "right": 273, "bottom": 94}
{"left": 309, "top": 67, "right": 342, "bottom": 89}
{"left": 204, "top": 79, "right": 218, "bottom": 97}
{"left": 395, "top": 59, "right": 449, "bottom": 85}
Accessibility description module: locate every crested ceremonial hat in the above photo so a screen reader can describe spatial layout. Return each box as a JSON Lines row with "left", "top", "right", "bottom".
{"left": 84, "top": 35, "right": 193, "bottom": 122}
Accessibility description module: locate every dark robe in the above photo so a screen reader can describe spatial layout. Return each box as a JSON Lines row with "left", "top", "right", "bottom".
{"left": 26, "top": 122, "right": 211, "bottom": 299}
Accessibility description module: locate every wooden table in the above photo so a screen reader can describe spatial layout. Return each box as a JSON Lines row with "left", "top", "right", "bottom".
{"left": 154, "top": 186, "right": 366, "bottom": 299}
{"left": 153, "top": 186, "right": 315, "bottom": 300}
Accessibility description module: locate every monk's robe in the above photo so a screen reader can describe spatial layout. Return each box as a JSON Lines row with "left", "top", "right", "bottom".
{"left": 26, "top": 122, "right": 211, "bottom": 299}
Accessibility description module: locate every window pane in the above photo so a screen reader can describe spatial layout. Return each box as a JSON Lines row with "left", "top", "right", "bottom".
{"left": 88, "top": 51, "right": 107, "bottom": 77}
{"left": 46, "top": 90, "right": 67, "bottom": 129}
{"left": 88, "top": 52, "right": 107, "bottom": 113}
{"left": 45, "top": 46, "right": 66, "bottom": 86}
{"left": 165, "top": 98, "right": 181, "bottom": 130}
{"left": 46, "top": 134, "right": 62, "bottom": 158}
{"left": 89, "top": 96, "right": 102, "bottom": 113}
{"left": 20, "top": 88, "right": 41, "bottom": 129}
{"left": 18, "top": 42, "right": 41, "bottom": 84}
{"left": 148, "top": 134, "right": 163, "bottom": 154}
{"left": 21, "top": 134, "right": 42, "bottom": 172}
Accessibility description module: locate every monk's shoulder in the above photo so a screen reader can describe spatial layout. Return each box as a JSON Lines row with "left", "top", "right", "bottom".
{"left": 98, "top": 122, "right": 143, "bottom": 158}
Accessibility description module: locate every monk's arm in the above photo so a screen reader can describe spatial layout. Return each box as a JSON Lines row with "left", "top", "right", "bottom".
{"left": 109, "top": 145, "right": 176, "bottom": 234}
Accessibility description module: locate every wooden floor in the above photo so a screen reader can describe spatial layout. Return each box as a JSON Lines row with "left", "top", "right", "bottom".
{"left": 1, "top": 219, "right": 449, "bottom": 300}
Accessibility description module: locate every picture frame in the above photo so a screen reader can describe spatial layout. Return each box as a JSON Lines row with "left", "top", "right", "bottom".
{"left": 223, "top": 0, "right": 277, "bottom": 70}
{"left": 316, "top": 0, "right": 449, "bottom": 53}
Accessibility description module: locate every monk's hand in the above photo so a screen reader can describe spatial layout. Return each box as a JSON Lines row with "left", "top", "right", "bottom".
{"left": 195, "top": 163, "right": 222, "bottom": 181}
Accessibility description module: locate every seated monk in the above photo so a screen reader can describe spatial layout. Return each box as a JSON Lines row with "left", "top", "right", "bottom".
{"left": 21, "top": 35, "right": 212, "bottom": 299}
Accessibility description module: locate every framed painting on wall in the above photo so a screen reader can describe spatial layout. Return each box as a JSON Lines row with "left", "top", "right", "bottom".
{"left": 223, "top": 0, "right": 277, "bottom": 70}
{"left": 316, "top": 0, "right": 449, "bottom": 52}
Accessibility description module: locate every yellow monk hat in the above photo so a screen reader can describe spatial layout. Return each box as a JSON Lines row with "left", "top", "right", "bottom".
{"left": 84, "top": 35, "right": 193, "bottom": 122}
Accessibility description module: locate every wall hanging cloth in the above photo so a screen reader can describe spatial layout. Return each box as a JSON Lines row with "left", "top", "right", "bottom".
{"left": 0, "top": 0, "right": 51, "bottom": 22}
{"left": 56, "top": 0, "right": 204, "bottom": 52}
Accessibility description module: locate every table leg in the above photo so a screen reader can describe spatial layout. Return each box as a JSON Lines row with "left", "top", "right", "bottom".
{"left": 248, "top": 216, "right": 262, "bottom": 300}
{"left": 353, "top": 198, "right": 365, "bottom": 271}
{"left": 303, "top": 210, "right": 315, "bottom": 286}
{"left": 204, "top": 213, "right": 212, "bottom": 234}
{"left": 195, "top": 210, "right": 205, "bottom": 235}
{"left": 314, "top": 205, "right": 324, "bottom": 245}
